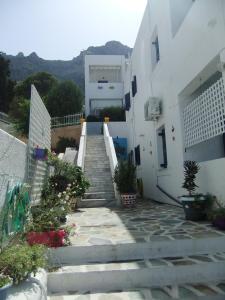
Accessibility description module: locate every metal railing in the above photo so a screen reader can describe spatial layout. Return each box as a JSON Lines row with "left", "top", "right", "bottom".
{"left": 51, "top": 113, "right": 83, "bottom": 128}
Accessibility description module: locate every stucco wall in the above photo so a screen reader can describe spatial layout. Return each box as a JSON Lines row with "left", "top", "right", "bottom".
{"left": 0, "top": 129, "right": 27, "bottom": 208}
{"left": 51, "top": 125, "right": 81, "bottom": 150}
{"left": 107, "top": 122, "right": 128, "bottom": 139}
{"left": 125, "top": 0, "right": 225, "bottom": 205}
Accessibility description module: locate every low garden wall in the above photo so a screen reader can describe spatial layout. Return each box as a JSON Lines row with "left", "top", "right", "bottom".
{"left": 0, "top": 129, "right": 27, "bottom": 208}
{"left": 51, "top": 124, "right": 81, "bottom": 150}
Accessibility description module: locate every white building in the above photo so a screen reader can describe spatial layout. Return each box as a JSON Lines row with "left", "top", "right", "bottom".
{"left": 125, "top": 0, "right": 225, "bottom": 206}
{"left": 84, "top": 55, "right": 126, "bottom": 116}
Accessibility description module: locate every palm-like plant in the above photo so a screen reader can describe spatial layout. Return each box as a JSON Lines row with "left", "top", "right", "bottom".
{"left": 182, "top": 160, "right": 200, "bottom": 196}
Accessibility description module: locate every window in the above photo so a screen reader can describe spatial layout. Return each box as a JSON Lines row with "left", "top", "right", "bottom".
{"left": 170, "top": 0, "right": 194, "bottom": 37}
{"left": 135, "top": 145, "right": 141, "bottom": 166}
{"left": 151, "top": 29, "right": 160, "bottom": 69}
{"left": 132, "top": 76, "right": 137, "bottom": 97}
{"left": 152, "top": 36, "right": 160, "bottom": 63}
{"left": 157, "top": 126, "right": 168, "bottom": 168}
{"left": 125, "top": 92, "right": 131, "bottom": 111}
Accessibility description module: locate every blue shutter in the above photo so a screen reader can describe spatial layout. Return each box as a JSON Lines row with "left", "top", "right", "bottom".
{"left": 132, "top": 76, "right": 137, "bottom": 97}
{"left": 125, "top": 92, "right": 131, "bottom": 111}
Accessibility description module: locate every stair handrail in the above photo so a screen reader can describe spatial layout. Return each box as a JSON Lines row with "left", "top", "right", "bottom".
{"left": 103, "top": 123, "right": 120, "bottom": 204}
{"left": 77, "top": 122, "right": 87, "bottom": 170}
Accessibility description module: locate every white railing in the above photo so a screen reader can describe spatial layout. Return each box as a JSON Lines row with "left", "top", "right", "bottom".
{"left": 103, "top": 123, "right": 120, "bottom": 204}
{"left": 77, "top": 122, "right": 87, "bottom": 170}
{"left": 51, "top": 113, "right": 83, "bottom": 128}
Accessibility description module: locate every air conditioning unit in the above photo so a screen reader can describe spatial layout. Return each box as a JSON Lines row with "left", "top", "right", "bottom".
{"left": 144, "top": 97, "right": 161, "bottom": 121}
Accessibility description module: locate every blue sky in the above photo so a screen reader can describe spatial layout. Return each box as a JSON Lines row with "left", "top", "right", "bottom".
{"left": 0, "top": 0, "right": 147, "bottom": 60}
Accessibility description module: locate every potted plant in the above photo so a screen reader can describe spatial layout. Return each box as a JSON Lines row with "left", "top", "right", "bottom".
{"left": 33, "top": 146, "right": 48, "bottom": 160}
{"left": 180, "top": 160, "right": 207, "bottom": 221}
{"left": 113, "top": 160, "right": 136, "bottom": 207}
{"left": 0, "top": 243, "right": 46, "bottom": 285}
{"left": 0, "top": 274, "right": 12, "bottom": 300}
{"left": 211, "top": 208, "right": 225, "bottom": 230}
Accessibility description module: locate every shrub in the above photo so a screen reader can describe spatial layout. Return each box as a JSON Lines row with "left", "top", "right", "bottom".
{"left": 0, "top": 243, "right": 46, "bottom": 284}
{"left": 114, "top": 161, "right": 136, "bottom": 194}
{"left": 99, "top": 106, "right": 125, "bottom": 121}
{"left": 86, "top": 115, "right": 100, "bottom": 122}
{"left": 55, "top": 137, "right": 78, "bottom": 154}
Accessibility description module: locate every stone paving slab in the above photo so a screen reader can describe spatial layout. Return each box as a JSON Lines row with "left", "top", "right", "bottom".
{"left": 48, "top": 283, "right": 225, "bottom": 299}
{"left": 67, "top": 201, "right": 225, "bottom": 247}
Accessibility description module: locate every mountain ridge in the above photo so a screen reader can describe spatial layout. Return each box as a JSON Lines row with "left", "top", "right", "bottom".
{"left": 2, "top": 41, "right": 132, "bottom": 90}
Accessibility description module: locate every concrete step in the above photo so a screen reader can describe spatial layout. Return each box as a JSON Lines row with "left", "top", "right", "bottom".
{"left": 84, "top": 192, "right": 115, "bottom": 199}
{"left": 79, "top": 199, "right": 116, "bottom": 208}
{"left": 48, "top": 287, "right": 225, "bottom": 300}
{"left": 88, "top": 180, "right": 113, "bottom": 185}
{"left": 47, "top": 257, "right": 225, "bottom": 294}
{"left": 84, "top": 172, "right": 112, "bottom": 177}
{"left": 87, "top": 188, "right": 115, "bottom": 193}
{"left": 48, "top": 237, "right": 225, "bottom": 266}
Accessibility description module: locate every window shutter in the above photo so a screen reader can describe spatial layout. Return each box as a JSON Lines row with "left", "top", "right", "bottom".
{"left": 125, "top": 93, "right": 131, "bottom": 111}
{"left": 135, "top": 145, "right": 141, "bottom": 166}
{"left": 132, "top": 76, "right": 137, "bottom": 97}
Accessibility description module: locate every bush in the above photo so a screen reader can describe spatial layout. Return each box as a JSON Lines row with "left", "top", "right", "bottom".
{"left": 0, "top": 243, "right": 46, "bottom": 284}
{"left": 86, "top": 115, "right": 100, "bottom": 122}
{"left": 27, "top": 155, "right": 90, "bottom": 233}
{"left": 99, "top": 106, "right": 125, "bottom": 121}
{"left": 113, "top": 161, "right": 136, "bottom": 194}
{"left": 55, "top": 137, "right": 78, "bottom": 154}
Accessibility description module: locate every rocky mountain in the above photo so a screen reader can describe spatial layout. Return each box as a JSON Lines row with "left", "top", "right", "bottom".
{"left": 2, "top": 41, "right": 132, "bottom": 91}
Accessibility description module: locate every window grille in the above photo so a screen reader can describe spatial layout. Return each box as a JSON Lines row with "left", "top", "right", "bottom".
{"left": 183, "top": 77, "right": 225, "bottom": 148}
{"left": 28, "top": 85, "right": 51, "bottom": 204}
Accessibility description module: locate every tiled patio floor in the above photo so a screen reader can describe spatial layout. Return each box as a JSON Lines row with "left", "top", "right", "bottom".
{"left": 67, "top": 200, "right": 225, "bottom": 246}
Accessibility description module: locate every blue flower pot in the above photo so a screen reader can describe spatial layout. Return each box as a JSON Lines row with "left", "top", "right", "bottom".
{"left": 0, "top": 282, "right": 12, "bottom": 300}
{"left": 34, "top": 148, "right": 47, "bottom": 160}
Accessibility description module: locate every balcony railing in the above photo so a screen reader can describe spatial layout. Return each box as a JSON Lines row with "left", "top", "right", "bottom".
{"left": 51, "top": 113, "right": 83, "bottom": 128}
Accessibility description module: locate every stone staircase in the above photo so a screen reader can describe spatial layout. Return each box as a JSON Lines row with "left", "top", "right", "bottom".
{"left": 79, "top": 135, "right": 116, "bottom": 208}
{"left": 47, "top": 237, "right": 225, "bottom": 299}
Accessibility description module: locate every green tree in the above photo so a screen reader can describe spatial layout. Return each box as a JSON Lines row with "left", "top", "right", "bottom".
{"left": 46, "top": 81, "right": 83, "bottom": 117}
{"left": 0, "top": 53, "right": 15, "bottom": 113}
{"left": 9, "top": 97, "right": 30, "bottom": 135}
{"left": 9, "top": 72, "right": 57, "bottom": 136}
{"left": 14, "top": 71, "right": 57, "bottom": 100}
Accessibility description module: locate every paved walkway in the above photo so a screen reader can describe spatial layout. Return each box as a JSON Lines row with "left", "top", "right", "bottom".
{"left": 49, "top": 201, "right": 225, "bottom": 300}
{"left": 67, "top": 200, "right": 225, "bottom": 246}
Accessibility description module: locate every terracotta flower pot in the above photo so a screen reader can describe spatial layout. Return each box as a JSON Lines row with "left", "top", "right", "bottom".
{"left": 27, "top": 230, "right": 66, "bottom": 247}
{"left": 213, "top": 218, "right": 225, "bottom": 230}
{"left": 121, "top": 193, "right": 136, "bottom": 208}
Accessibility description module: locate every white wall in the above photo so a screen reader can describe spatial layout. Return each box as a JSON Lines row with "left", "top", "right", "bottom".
{"left": 107, "top": 122, "right": 128, "bottom": 139}
{"left": 125, "top": 0, "right": 225, "bottom": 205}
{"left": 85, "top": 55, "right": 126, "bottom": 116}
{"left": 0, "top": 129, "right": 27, "bottom": 208}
